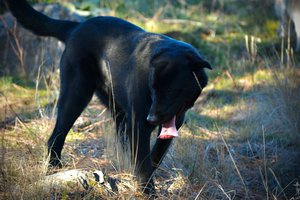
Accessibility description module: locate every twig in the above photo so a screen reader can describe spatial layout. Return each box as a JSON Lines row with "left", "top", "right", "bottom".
{"left": 80, "top": 118, "right": 112, "bottom": 132}
{"left": 194, "top": 182, "right": 207, "bottom": 200}
{"left": 161, "top": 19, "right": 203, "bottom": 26}
{"left": 1, "top": 17, "right": 26, "bottom": 76}
{"left": 219, "top": 129, "right": 249, "bottom": 198}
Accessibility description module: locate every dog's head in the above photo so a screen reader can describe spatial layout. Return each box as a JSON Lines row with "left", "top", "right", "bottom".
{"left": 147, "top": 42, "right": 211, "bottom": 126}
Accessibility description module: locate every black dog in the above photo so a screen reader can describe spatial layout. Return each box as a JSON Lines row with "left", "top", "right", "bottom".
{"left": 6, "top": 0, "right": 211, "bottom": 194}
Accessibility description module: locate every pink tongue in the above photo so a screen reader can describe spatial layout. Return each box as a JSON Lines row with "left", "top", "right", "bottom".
{"left": 158, "top": 116, "right": 178, "bottom": 139}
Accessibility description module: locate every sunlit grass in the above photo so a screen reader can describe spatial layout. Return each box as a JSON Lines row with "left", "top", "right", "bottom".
{"left": 0, "top": 76, "right": 55, "bottom": 121}
{"left": 65, "top": 130, "right": 86, "bottom": 142}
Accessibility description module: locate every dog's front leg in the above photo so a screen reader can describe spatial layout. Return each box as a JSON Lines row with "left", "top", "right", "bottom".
{"left": 128, "top": 123, "right": 156, "bottom": 195}
{"left": 151, "top": 136, "right": 173, "bottom": 170}
{"left": 150, "top": 114, "right": 185, "bottom": 170}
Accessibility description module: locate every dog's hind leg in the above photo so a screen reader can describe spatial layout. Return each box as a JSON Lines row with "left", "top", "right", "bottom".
{"left": 48, "top": 62, "right": 96, "bottom": 167}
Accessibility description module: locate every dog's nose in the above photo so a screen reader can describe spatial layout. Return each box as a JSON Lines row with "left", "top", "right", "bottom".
{"left": 147, "top": 114, "right": 159, "bottom": 125}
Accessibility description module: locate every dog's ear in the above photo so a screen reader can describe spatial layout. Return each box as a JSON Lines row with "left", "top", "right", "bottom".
{"left": 149, "top": 48, "right": 169, "bottom": 74}
{"left": 150, "top": 48, "right": 170, "bottom": 68}
{"left": 187, "top": 51, "right": 212, "bottom": 70}
{"left": 198, "top": 59, "right": 212, "bottom": 70}
{"left": 193, "top": 57, "right": 212, "bottom": 70}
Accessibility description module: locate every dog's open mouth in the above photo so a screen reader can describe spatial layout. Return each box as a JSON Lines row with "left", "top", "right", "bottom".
{"left": 158, "top": 115, "right": 178, "bottom": 139}
{"left": 157, "top": 104, "right": 187, "bottom": 140}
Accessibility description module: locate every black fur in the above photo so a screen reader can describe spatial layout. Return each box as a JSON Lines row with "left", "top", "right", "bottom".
{"left": 5, "top": 0, "right": 78, "bottom": 42}
{"left": 5, "top": 0, "right": 211, "bottom": 194}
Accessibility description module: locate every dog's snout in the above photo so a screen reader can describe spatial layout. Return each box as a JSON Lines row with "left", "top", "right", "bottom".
{"left": 147, "top": 114, "right": 159, "bottom": 125}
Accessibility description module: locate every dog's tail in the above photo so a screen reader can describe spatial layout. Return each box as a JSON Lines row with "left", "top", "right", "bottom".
{"left": 5, "top": 0, "right": 79, "bottom": 43}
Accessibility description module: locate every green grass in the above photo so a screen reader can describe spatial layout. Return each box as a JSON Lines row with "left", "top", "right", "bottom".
{"left": 0, "top": 76, "right": 53, "bottom": 122}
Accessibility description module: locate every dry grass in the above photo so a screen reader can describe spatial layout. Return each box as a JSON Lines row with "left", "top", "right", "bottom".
{"left": 0, "top": 119, "right": 49, "bottom": 199}
{"left": 1, "top": 58, "right": 300, "bottom": 199}
{"left": 5, "top": 70, "right": 300, "bottom": 198}
{"left": 247, "top": 68, "right": 300, "bottom": 140}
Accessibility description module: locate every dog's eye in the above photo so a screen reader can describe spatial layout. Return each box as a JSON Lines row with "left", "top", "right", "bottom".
{"left": 153, "top": 75, "right": 173, "bottom": 90}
